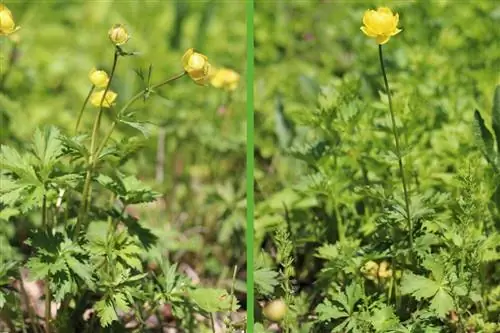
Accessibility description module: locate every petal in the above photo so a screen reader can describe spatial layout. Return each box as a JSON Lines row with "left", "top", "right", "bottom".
{"left": 361, "top": 26, "right": 378, "bottom": 37}
{"left": 390, "top": 28, "right": 402, "bottom": 36}
{"left": 377, "top": 7, "right": 393, "bottom": 15}
{"left": 376, "top": 35, "right": 390, "bottom": 45}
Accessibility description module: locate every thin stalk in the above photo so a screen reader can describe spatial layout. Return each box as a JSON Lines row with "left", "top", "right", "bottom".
{"left": 210, "top": 313, "right": 217, "bottom": 333}
{"left": 75, "top": 85, "right": 95, "bottom": 134}
{"left": 378, "top": 45, "right": 413, "bottom": 254}
{"left": 74, "top": 49, "right": 120, "bottom": 238}
{"left": 44, "top": 282, "right": 51, "bottom": 333}
{"left": 93, "top": 71, "right": 187, "bottom": 160}
{"left": 19, "top": 270, "right": 41, "bottom": 333}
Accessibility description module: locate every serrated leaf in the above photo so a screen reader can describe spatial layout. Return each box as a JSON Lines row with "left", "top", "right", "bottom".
{"left": 189, "top": 288, "right": 238, "bottom": 313}
{"left": 94, "top": 298, "right": 118, "bottom": 327}
{"left": 254, "top": 267, "right": 279, "bottom": 296}
{"left": 66, "top": 256, "right": 95, "bottom": 288}
{"left": 400, "top": 272, "right": 440, "bottom": 300}
{"left": 430, "top": 288, "right": 454, "bottom": 318}
{"left": 112, "top": 292, "right": 131, "bottom": 313}
{"left": 315, "top": 299, "right": 348, "bottom": 322}
{"left": 31, "top": 126, "right": 62, "bottom": 176}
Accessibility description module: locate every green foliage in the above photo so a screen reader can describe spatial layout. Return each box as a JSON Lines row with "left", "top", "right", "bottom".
{"left": 1, "top": 1, "right": 245, "bottom": 331}
{"left": 254, "top": 1, "right": 500, "bottom": 332}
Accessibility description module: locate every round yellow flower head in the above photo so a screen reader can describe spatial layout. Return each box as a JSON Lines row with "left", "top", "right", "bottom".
{"left": 182, "top": 48, "right": 211, "bottom": 85}
{"left": 361, "top": 7, "right": 401, "bottom": 45}
{"left": 378, "top": 261, "right": 393, "bottom": 278}
{"left": 108, "top": 24, "right": 129, "bottom": 45}
{"left": 88, "top": 68, "right": 110, "bottom": 88}
{"left": 90, "top": 90, "right": 117, "bottom": 108}
{"left": 210, "top": 68, "right": 240, "bottom": 91}
{"left": 0, "top": 4, "right": 20, "bottom": 36}
{"left": 361, "top": 260, "right": 379, "bottom": 280}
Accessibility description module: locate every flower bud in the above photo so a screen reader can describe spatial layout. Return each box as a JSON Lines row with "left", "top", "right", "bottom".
{"left": 262, "top": 299, "right": 287, "bottom": 322}
{"left": 108, "top": 24, "right": 129, "bottom": 45}
{"left": 90, "top": 90, "right": 117, "bottom": 108}
{"left": 88, "top": 68, "right": 110, "bottom": 88}
{"left": 361, "top": 7, "right": 401, "bottom": 45}
{"left": 210, "top": 68, "right": 240, "bottom": 91}
{"left": 0, "top": 4, "right": 20, "bottom": 36}
{"left": 378, "top": 261, "right": 393, "bottom": 278}
{"left": 361, "top": 260, "right": 379, "bottom": 280}
{"left": 182, "top": 48, "right": 211, "bottom": 85}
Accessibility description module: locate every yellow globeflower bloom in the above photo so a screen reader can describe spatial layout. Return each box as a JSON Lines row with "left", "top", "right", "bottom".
{"left": 361, "top": 7, "right": 401, "bottom": 45}
{"left": 210, "top": 68, "right": 240, "bottom": 91}
{"left": 88, "top": 68, "right": 110, "bottom": 88}
{"left": 182, "top": 48, "right": 211, "bottom": 85}
{"left": 361, "top": 260, "right": 379, "bottom": 281}
{"left": 0, "top": 4, "right": 20, "bottom": 36}
{"left": 108, "top": 24, "right": 129, "bottom": 45}
{"left": 90, "top": 90, "right": 117, "bottom": 108}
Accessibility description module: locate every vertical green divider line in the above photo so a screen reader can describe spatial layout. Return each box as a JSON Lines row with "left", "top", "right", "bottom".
{"left": 246, "top": 0, "right": 254, "bottom": 332}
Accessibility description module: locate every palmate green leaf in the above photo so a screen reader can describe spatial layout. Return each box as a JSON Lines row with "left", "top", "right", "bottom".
{"left": 370, "top": 306, "right": 401, "bottom": 332}
{"left": 188, "top": 287, "right": 238, "bottom": 313}
{"left": 0, "top": 146, "right": 41, "bottom": 185}
{"left": 254, "top": 267, "right": 279, "bottom": 296}
{"left": 429, "top": 289, "right": 455, "bottom": 318}
{"left": 400, "top": 272, "right": 440, "bottom": 300}
{"left": 315, "top": 299, "right": 349, "bottom": 322}
{"left": 94, "top": 298, "right": 118, "bottom": 327}
{"left": 31, "top": 126, "right": 62, "bottom": 177}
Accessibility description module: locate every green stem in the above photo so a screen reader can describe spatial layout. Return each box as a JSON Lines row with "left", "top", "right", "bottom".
{"left": 378, "top": 45, "right": 413, "bottom": 255}
{"left": 93, "top": 71, "right": 187, "bottom": 160}
{"left": 75, "top": 85, "right": 95, "bottom": 134}
{"left": 44, "top": 281, "right": 51, "bottom": 333}
{"left": 74, "top": 49, "right": 120, "bottom": 239}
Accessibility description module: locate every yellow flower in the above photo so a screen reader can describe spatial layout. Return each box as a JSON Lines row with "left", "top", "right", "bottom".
{"left": 361, "top": 7, "right": 401, "bottom": 45}
{"left": 378, "top": 261, "right": 393, "bottom": 278}
{"left": 361, "top": 260, "right": 379, "bottom": 281}
{"left": 182, "top": 48, "right": 211, "bottom": 85}
{"left": 108, "top": 24, "right": 129, "bottom": 45}
{"left": 0, "top": 4, "right": 20, "bottom": 36}
{"left": 88, "top": 68, "right": 109, "bottom": 88}
{"left": 90, "top": 90, "right": 117, "bottom": 108}
{"left": 210, "top": 68, "right": 240, "bottom": 91}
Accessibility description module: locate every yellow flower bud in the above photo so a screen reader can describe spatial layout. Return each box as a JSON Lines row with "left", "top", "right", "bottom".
{"left": 361, "top": 260, "right": 379, "bottom": 280}
{"left": 88, "top": 68, "right": 110, "bottom": 88}
{"left": 0, "top": 4, "right": 20, "bottom": 36}
{"left": 262, "top": 299, "right": 287, "bottom": 322}
{"left": 182, "top": 48, "right": 211, "bottom": 85}
{"left": 378, "top": 261, "right": 393, "bottom": 278}
{"left": 361, "top": 7, "right": 401, "bottom": 45}
{"left": 108, "top": 24, "right": 129, "bottom": 45}
{"left": 90, "top": 90, "right": 117, "bottom": 108}
{"left": 210, "top": 68, "right": 240, "bottom": 91}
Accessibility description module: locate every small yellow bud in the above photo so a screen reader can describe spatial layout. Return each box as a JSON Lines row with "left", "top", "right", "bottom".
{"left": 378, "top": 261, "right": 393, "bottom": 278}
{"left": 88, "top": 68, "right": 110, "bottom": 88}
{"left": 90, "top": 90, "right": 117, "bottom": 108}
{"left": 361, "top": 260, "right": 379, "bottom": 280}
{"left": 361, "top": 7, "right": 401, "bottom": 45}
{"left": 0, "top": 4, "right": 20, "bottom": 36}
{"left": 210, "top": 68, "right": 240, "bottom": 91}
{"left": 108, "top": 24, "right": 129, "bottom": 45}
{"left": 182, "top": 48, "right": 211, "bottom": 85}
{"left": 262, "top": 299, "right": 287, "bottom": 322}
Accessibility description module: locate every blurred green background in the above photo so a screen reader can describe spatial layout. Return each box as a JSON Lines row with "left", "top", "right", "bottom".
{"left": 1, "top": 0, "right": 247, "bottom": 291}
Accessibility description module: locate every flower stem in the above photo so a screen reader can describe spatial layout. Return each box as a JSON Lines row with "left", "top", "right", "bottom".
{"left": 93, "top": 71, "right": 187, "bottom": 160}
{"left": 378, "top": 45, "right": 413, "bottom": 254}
{"left": 74, "top": 49, "right": 120, "bottom": 239}
{"left": 75, "top": 85, "right": 95, "bottom": 134}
